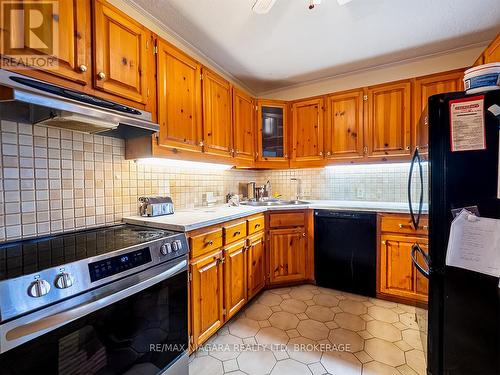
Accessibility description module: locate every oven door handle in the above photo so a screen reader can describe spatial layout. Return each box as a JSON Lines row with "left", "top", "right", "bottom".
{"left": 2, "top": 258, "right": 187, "bottom": 351}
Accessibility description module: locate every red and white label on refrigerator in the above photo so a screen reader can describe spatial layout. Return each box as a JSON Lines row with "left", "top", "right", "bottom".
{"left": 449, "top": 95, "right": 486, "bottom": 152}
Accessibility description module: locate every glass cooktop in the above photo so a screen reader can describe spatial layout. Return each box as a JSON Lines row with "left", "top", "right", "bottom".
{"left": 0, "top": 225, "right": 176, "bottom": 281}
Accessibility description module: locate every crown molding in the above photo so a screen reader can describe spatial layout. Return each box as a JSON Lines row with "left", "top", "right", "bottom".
{"left": 258, "top": 41, "right": 488, "bottom": 97}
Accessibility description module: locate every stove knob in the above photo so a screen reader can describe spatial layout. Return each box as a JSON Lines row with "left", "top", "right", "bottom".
{"left": 175, "top": 240, "right": 183, "bottom": 251}
{"left": 160, "top": 243, "right": 172, "bottom": 256}
{"left": 55, "top": 272, "right": 73, "bottom": 289}
{"left": 172, "top": 241, "right": 178, "bottom": 252}
{"left": 28, "top": 279, "right": 51, "bottom": 298}
{"left": 160, "top": 244, "right": 168, "bottom": 255}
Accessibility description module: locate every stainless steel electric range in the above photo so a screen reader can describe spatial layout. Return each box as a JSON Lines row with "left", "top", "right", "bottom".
{"left": 0, "top": 224, "right": 189, "bottom": 375}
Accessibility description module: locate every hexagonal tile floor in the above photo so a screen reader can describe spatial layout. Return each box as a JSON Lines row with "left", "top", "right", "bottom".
{"left": 190, "top": 285, "right": 427, "bottom": 375}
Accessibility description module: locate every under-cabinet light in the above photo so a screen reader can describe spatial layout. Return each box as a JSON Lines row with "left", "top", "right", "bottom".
{"left": 136, "top": 158, "right": 233, "bottom": 170}
{"left": 325, "top": 162, "right": 427, "bottom": 171}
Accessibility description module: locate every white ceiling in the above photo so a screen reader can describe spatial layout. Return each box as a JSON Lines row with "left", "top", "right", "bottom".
{"left": 130, "top": 0, "right": 500, "bottom": 94}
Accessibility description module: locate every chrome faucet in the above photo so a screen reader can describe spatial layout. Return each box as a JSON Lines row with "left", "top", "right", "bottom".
{"left": 291, "top": 178, "right": 302, "bottom": 201}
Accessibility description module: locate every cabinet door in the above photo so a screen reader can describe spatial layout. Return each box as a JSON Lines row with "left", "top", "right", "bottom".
{"left": 269, "top": 228, "right": 306, "bottom": 284}
{"left": 484, "top": 34, "right": 500, "bottom": 63}
{"left": 157, "top": 38, "right": 203, "bottom": 152}
{"left": 247, "top": 233, "right": 265, "bottom": 299}
{"left": 2, "top": 0, "right": 91, "bottom": 88}
{"left": 232, "top": 88, "right": 255, "bottom": 166}
{"left": 379, "top": 235, "right": 428, "bottom": 303}
{"left": 365, "top": 81, "right": 412, "bottom": 159}
{"left": 325, "top": 90, "right": 364, "bottom": 161}
{"left": 291, "top": 98, "right": 324, "bottom": 163}
{"left": 414, "top": 71, "right": 463, "bottom": 152}
{"left": 224, "top": 240, "right": 247, "bottom": 319}
{"left": 257, "top": 100, "right": 289, "bottom": 165}
{"left": 190, "top": 250, "right": 224, "bottom": 348}
{"left": 93, "top": 0, "right": 151, "bottom": 104}
{"left": 202, "top": 68, "right": 233, "bottom": 158}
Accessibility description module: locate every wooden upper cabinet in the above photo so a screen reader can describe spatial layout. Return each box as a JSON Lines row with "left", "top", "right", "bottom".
{"left": 93, "top": 0, "right": 151, "bottom": 105}
{"left": 414, "top": 71, "right": 463, "bottom": 153}
{"left": 291, "top": 98, "right": 324, "bottom": 163}
{"left": 484, "top": 33, "right": 500, "bottom": 63}
{"left": 202, "top": 68, "right": 233, "bottom": 158}
{"left": 156, "top": 38, "right": 203, "bottom": 152}
{"left": 223, "top": 240, "right": 247, "bottom": 319}
{"left": 2, "top": 0, "right": 91, "bottom": 89}
{"left": 325, "top": 89, "right": 364, "bottom": 161}
{"left": 269, "top": 227, "right": 306, "bottom": 285}
{"left": 365, "top": 81, "right": 412, "bottom": 159}
{"left": 232, "top": 88, "right": 256, "bottom": 166}
{"left": 256, "top": 100, "right": 289, "bottom": 166}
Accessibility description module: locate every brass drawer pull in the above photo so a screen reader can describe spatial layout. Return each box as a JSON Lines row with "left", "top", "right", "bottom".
{"left": 234, "top": 231, "right": 241, "bottom": 236}
{"left": 206, "top": 240, "right": 214, "bottom": 246}
{"left": 255, "top": 224, "right": 261, "bottom": 228}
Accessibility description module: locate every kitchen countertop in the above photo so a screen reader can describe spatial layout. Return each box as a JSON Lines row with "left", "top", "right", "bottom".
{"left": 123, "top": 200, "right": 428, "bottom": 232}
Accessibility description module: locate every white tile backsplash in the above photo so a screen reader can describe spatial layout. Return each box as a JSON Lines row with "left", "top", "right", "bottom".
{"left": 0, "top": 120, "right": 426, "bottom": 241}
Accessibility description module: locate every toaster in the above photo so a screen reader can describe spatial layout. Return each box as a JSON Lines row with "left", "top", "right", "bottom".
{"left": 139, "top": 196, "right": 175, "bottom": 217}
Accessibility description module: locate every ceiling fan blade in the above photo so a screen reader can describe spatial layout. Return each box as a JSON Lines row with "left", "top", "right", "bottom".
{"left": 252, "top": 0, "right": 278, "bottom": 14}
{"left": 337, "top": 0, "right": 353, "bottom": 5}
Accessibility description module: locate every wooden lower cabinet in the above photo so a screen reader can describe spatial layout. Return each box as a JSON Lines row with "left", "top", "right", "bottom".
{"left": 223, "top": 240, "right": 248, "bottom": 319}
{"left": 379, "top": 234, "right": 428, "bottom": 304}
{"left": 188, "top": 214, "right": 266, "bottom": 351}
{"left": 268, "top": 227, "right": 307, "bottom": 285}
{"left": 247, "top": 232, "right": 266, "bottom": 299}
{"left": 190, "top": 249, "right": 224, "bottom": 349}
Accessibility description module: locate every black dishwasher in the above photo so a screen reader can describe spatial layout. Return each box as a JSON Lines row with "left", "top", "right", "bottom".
{"left": 314, "top": 210, "right": 377, "bottom": 297}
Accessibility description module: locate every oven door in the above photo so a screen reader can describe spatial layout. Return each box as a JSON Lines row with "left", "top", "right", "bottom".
{"left": 0, "top": 257, "right": 188, "bottom": 375}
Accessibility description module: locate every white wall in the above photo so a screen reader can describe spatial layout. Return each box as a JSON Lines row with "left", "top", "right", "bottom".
{"left": 260, "top": 45, "right": 485, "bottom": 100}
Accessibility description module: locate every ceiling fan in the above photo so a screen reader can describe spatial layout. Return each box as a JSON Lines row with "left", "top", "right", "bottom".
{"left": 252, "top": 0, "right": 353, "bottom": 14}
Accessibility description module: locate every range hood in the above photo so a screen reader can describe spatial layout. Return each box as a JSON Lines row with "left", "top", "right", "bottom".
{"left": 0, "top": 69, "right": 159, "bottom": 139}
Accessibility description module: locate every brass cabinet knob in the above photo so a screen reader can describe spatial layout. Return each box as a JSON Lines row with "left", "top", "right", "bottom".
{"left": 79, "top": 64, "right": 88, "bottom": 73}
{"left": 97, "top": 71, "right": 106, "bottom": 80}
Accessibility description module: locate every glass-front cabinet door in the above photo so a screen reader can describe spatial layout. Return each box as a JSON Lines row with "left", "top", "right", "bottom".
{"left": 256, "top": 100, "right": 289, "bottom": 166}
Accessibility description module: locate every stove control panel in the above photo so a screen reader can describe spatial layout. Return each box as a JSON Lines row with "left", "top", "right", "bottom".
{"left": 88, "top": 248, "right": 152, "bottom": 282}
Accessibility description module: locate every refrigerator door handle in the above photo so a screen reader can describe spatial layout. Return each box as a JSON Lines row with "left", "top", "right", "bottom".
{"left": 411, "top": 243, "right": 430, "bottom": 279}
{"left": 408, "top": 148, "right": 424, "bottom": 230}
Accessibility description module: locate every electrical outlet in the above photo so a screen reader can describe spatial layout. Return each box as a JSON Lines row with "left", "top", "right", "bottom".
{"left": 302, "top": 189, "right": 311, "bottom": 197}
{"left": 356, "top": 187, "right": 364, "bottom": 199}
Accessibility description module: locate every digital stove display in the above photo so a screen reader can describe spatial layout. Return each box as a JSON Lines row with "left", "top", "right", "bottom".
{"left": 88, "top": 248, "right": 152, "bottom": 282}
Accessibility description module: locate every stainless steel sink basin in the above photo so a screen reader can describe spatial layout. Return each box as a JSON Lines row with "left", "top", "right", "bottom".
{"left": 242, "top": 200, "right": 310, "bottom": 206}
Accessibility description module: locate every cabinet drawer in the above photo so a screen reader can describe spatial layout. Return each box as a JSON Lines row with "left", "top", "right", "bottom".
{"left": 380, "top": 214, "right": 428, "bottom": 236}
{"left": 269, "top": 212, "right": 305, "bottom": 228}
{"left": 190, "top": 229, "right": 223, "bottom": 258}
{"left": 247, "top": 215, "right": 265, "bottom": 235}
{"left": 223, "top": 221, "right": 247, "bottom": 245}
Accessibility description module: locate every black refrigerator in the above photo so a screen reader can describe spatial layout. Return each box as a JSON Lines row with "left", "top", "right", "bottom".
{"left": 410, "top": 89, "right": 500, "bottom": 375}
